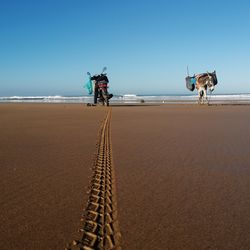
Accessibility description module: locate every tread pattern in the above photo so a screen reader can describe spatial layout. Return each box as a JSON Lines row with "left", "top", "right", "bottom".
{"left": 67, "top": 109, "right": 121, "bottom": 250}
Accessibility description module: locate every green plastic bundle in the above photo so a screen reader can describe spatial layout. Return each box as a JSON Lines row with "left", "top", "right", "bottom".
{"left": 84, "top": 77, "right": 93, "bottom": 95}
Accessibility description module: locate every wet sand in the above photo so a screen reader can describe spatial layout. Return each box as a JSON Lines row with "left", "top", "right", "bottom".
{"left": 0, "top": 104, "right": 105, "bottom": 250}
{"left": 1, "top": 104, "right": 250, "bottom": 249}
{"left": 112, "top": 105, "right": 250, "bottom": 249}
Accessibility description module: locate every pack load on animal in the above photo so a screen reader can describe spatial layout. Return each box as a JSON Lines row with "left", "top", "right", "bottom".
{"left": 91, "top": 74, "right": 109, "bottom": 88}
{"left": 185, "top": 71, "right": 218, "bottom": 92}
{"left": 93, "top": 74, "right": 109, "bottom": 84}
{"left": 85, "top": 67, "right": 113, "bottom": 106}
{"left": 85, "top": 77, "right": 93, "bottom": 95}
{"left": 185, "top": 70, "right": 218, "bottom": 104}
{"left": 185, "top": 76, "right": 196, "bottom": 91}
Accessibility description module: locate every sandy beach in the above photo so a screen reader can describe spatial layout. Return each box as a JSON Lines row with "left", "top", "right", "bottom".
{"left": 0, "top": 104, "right": 105, "bottom": 249}
{"left": 1, "top": 104, "right": 250, "bottom": 249}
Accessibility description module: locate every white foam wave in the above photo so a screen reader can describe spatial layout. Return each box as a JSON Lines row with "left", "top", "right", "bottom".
{"left": 1, "top": 94, "right": 250, "bottom": 104}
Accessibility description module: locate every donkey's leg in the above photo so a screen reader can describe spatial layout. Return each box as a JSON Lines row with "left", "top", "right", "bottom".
{"left": 198, "top": 91, "right": 201, "bottom": 104}
{"left": 204, "top": 90, "right": 208, "bottom": 104}
{"left": 198, "top": 88, "right": 204, "bottom": 104}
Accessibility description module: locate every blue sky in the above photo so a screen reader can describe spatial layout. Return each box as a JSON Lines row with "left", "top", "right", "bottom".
{"left": 0, "top": 0, "right": 250, "bottom": 96}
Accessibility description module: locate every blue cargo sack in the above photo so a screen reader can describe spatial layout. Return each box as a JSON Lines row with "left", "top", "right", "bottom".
{"left": 185, "top": 76, "right": 195, "bottom": 91}
{"left": 191, "top": 77, "right": 196, "bottom": 84}
{"left": 84, "top": 77, "right": 93, "bottom": 95}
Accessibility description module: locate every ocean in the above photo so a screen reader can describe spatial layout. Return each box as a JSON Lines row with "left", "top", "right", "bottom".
{"left": 1, "top": 94, "right": 250, "bottom": 104}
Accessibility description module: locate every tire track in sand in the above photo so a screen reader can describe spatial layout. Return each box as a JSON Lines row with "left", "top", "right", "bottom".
{"left": 67, "top": 108, "right": 121, "bottom": 250}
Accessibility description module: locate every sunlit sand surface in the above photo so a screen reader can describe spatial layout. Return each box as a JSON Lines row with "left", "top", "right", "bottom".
{"left": 1, "top": 104, "right": 250, "bottom": 249}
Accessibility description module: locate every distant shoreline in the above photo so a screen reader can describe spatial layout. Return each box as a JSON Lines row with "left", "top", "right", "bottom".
{"left": 1, "top": 93, "right": 250, "bottom": 104}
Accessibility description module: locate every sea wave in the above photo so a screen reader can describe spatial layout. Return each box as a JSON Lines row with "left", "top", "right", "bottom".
{"left": 0, "top": 96, "right": 92, "bottom": 103}
{"left": 1, "top": 94, "right": 250, "bottom": 104}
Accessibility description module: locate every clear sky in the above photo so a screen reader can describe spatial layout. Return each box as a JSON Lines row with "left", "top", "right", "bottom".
{"left": 1, "top": 0, "right": 250, "bottom": 96}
